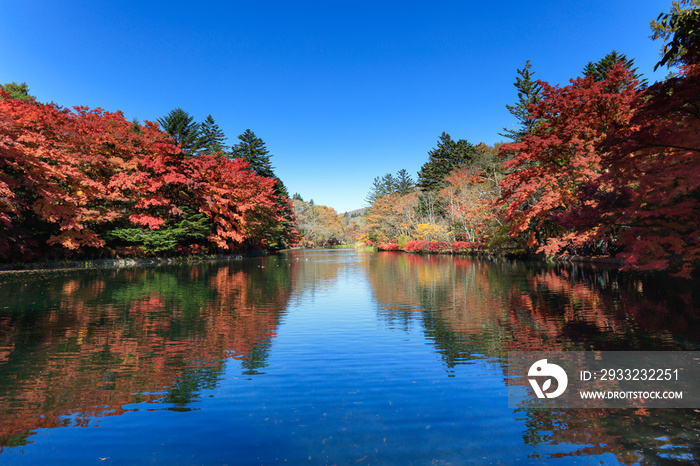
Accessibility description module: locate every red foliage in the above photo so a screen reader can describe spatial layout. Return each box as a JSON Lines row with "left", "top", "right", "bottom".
{"left": 0, "top": 88, "right": 293, "bottom": 260}
{"left": 183, "top": 155, "right": 280, "bottom": 249}
{"left": 404, "top": 240, "right": 450, "bottom": 253}
{"left": 452, "top": 241, "right": 477, "bottom": 253}
{"left": 562, "top": 63, "right": 700, "bottom": 277}
{"left": 376, "top": 242, "right": 400, "bottom": 251}
{"left": 0, "top": 92, "right": 146, "bottom": 257}
{"left": 498, "top": 64, "right": 638, "bottom": 248}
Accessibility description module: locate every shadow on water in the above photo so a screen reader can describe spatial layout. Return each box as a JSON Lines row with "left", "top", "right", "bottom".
{"left": 366, "top": 252, "right": 700, "bottom": 464}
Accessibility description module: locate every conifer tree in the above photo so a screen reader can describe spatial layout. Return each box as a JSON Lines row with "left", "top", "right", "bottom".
{"left": 157, "top": 108, "right": 204, "bottom": 156}
{"left": 230, "top": 129, "right": 275, "bottom": 178}
{"left": 230, "top": 129, "right": 293, "bottom": 249}
{"left": 394, "top": 169, "right": 415, "bottom": 195}
{"left": 1, "top": 82, "right": 34, "bottom": 101}
{"left": 499, "top": 60, "right": 542, "bottom": 142}
{"left": 582, "top": 50, "right": 645, "bottom": 86}
{"left": 199, "top": 115, "right": 227, "bottom": 154}
{"left": 417, "top": 133, "right": 478, "bottom": 191}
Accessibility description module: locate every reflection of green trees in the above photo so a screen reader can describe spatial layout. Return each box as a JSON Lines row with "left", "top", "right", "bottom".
{"left": 0, "top": 257, "right": 294, "bottom": 447}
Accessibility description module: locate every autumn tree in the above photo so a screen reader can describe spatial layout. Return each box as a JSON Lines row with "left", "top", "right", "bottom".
{"left": 0, "top": 92, "right": 295, "bottom": 260}
{"left": 558, "top": 6, "right": 700, "bottom": 277}
{"left": 438, "top": 167, "right": 501, "bottom": 243}
{"left": 498, "top": 63, "right": 638, "bottom": 250}
{"left": 293, "top": 199, "right": 344, "bottom": 246}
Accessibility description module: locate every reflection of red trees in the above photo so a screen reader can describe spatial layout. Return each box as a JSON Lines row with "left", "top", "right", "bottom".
{"left": 0, "top": 262, "right": 292, "bottom": 449}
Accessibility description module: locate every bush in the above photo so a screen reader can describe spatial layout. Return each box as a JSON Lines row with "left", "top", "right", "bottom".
{"left": 452, "top": 241, "right": 473, "bottom": 253}
{"left": 404, "top": 240, "right": 450, "bottom": 254}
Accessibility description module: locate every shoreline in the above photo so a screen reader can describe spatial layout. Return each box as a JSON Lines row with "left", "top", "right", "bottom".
{"left": 0, "top": 250, "right": 272, "bottom": 274}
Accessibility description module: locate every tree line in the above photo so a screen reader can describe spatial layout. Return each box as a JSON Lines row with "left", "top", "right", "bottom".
{"left": 0, "top": 90, "right": 297, "bottom": 261}
{"left": 361, "top": 1, "right": 700, "bottom": 278}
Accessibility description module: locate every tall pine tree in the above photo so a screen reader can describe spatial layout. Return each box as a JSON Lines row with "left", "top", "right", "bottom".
{"left": 230, "top": 129, "right": 275, "bottom": 178}
{"left": 199, "top": 115, "right": 227, "bottom": 154}
{"left": 394, "top": 169, "right": 415, "bottom": 195}
{"left": 157, "top": 108, "right": 204, "bottom": 156}
{"left": 499, "top": 60, "right": 542, "bottom": 142}
{"left": 417, "top": 133, "right": 478, "bottom": 191}
{"left": 582, "top": 50, "right": 645, "bottom": 86}
{"left": 230, "top": 129, "right": 293, "bottom": 248}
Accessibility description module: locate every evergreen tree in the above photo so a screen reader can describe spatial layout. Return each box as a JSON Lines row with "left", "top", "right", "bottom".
{"left": 394, "top": 169, "right": 415, "bottom": 195}
{"left": 499, "top": 60, "right": 542, "bottom": 142}
{"left": 230, "top": 129, "right": 294, "bottom": 249}
{"left": 199, "top": 114, "right": 227, "bottom": 154}
{"left": 417, "top": 133, "right": 478, "bottom": 191}
{"left": 582, "top": 50, "right": 645, "bottom": 86}
{"left": 1, "top": 82, "right": 34, "bottom": 101}
{"left": 157, "top": 108, "right": 204, "bottom": 156}
{"left": 366, "top": 176, "right": 389, "bottom": 205}
{"left": 230, "top": 129, "right": 275, "bottom": 178}
{"left": 130, "top": 117, "right": 142, "bottom": 135}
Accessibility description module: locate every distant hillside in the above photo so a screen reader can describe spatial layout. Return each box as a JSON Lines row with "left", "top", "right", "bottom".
{"left": 342, "top": 207, "right": 367, "bottom": 218}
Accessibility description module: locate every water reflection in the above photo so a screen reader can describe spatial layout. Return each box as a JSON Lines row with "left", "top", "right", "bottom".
{"left": 366, "top": 252, "right": 700, "bottom": 463}
{"left": 0, "top": 256, "right": 293, "bottom": 449}
{"left": 1, "top": 251, "right": 699, "bottom": 463}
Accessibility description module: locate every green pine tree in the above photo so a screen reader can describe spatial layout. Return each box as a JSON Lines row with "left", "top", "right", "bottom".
{"left": 130, "top": 117, "right": 143, "bottom": 135}
{"left": 499, "top": 60, "right": 542, "bottom": 142}
{"left": 417, "top": 133, "right": 478, "bottom": 191}
{"left": 394, "top": 169, "right": 415, "bottom": 195}
{"left": 230, "top": 129, "right": 275, "bottom": 178}
{"left": 1, "top": 82, "right": 34, "bottom": 101}
{"left": 582, "top": 50, "right": 645, "bottom": 86}
{"left": 230, "top": 129, "right": 293, "bottom": 249}
{"left": 199, "top": 114, "right": 228, "bottom": 155}
{"left": 157, "top": 108, "right": 204, "bottom": 156}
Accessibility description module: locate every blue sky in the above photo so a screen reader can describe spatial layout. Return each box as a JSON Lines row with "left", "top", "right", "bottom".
{"left": 1, "top": 1, "right": 672, "bottom": 213}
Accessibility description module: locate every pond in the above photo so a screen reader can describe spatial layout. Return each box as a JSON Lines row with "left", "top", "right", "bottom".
{"left": 1, "top": 249, "right": 699, "bottom": 464}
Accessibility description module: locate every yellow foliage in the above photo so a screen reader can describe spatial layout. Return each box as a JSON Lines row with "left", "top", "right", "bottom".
{"left": 416, "top": 223, "right": 450, "bottom": 241}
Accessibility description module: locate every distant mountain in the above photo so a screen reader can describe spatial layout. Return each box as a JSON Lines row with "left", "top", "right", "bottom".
{"left": 342, "top": 208, "right": 366, "bottom": 218}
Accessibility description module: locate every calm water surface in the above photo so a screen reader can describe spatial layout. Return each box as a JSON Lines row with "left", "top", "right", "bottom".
{"left": 1, "top": 249, "right": 699, "bottom": 464}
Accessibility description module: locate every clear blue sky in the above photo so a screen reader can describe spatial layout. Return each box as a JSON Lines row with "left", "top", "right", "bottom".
{"left": 1, "top": 1, "right": 671, "bottom": 213}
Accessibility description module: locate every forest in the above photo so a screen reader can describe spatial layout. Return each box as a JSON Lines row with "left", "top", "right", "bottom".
{"left": 1, "top": 2, "right": 698, "bottom": 277}
{"left": 0, "top": 91, "right": 297, "bottom": 261}
{"left": 358, "top": 3, "right": 700, "bottom": 278}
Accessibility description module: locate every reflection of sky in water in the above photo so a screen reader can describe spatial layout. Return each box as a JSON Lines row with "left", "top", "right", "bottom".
{"left": 1, "top": 251, "right": 699, "bottom": 464}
